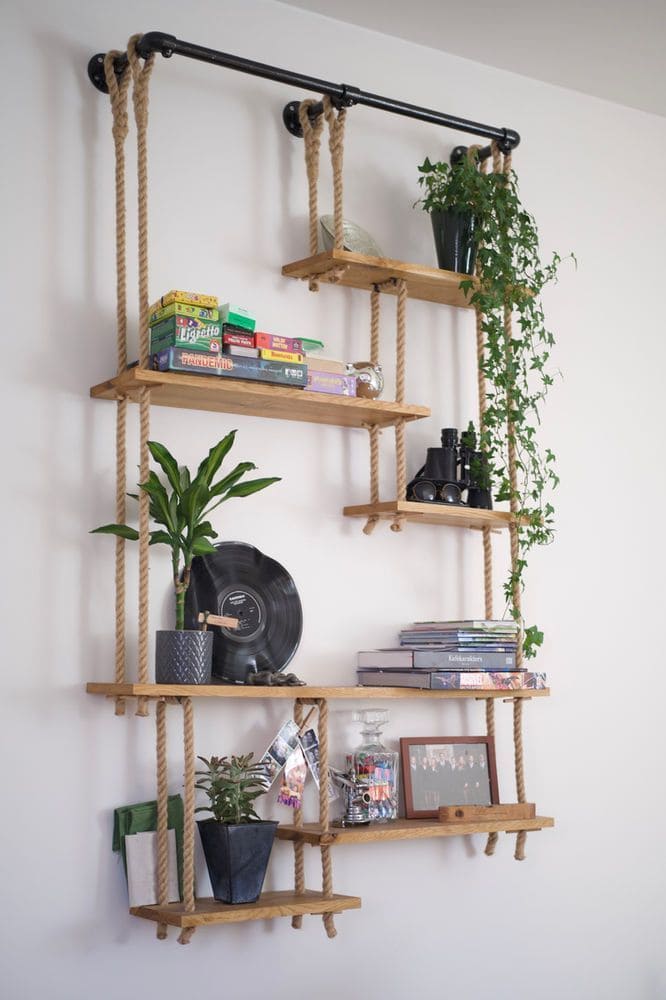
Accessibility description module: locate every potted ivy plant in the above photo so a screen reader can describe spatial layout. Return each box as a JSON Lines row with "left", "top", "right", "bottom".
{"left": 417, "top": 151, "right": 570, "bottom": 658}
{"left": 92, "top": 431, "right": 280, "bottom": 684}
{"left": 195, "top": 752, "right": 277, "bottom": 904}
{"left": 416, "top": 155, "right": 487, "bottom": 274}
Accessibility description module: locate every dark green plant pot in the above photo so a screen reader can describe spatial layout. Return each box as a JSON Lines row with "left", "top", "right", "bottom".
{"left": 155, "top": 630, "right": 213, "bottom": 685}
{"left": 430, "top": 209, "right": 476, "bottom": 274}
{"left": 197, "top": 819, "right": 278, "bottom": 904}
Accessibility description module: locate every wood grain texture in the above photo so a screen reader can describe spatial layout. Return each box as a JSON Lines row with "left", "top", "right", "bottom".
{"left": 342, "top": 500, "right": 519, "bottom": 530}
{"left": 130, "top": 890, "right": 361, "bottom": 927}
{"left": 282, "top": 249, "right": 477, "bottom": 308}
{"left": 86, "top": 683, "right": 549, "bottom": 700}
{"left": 276, "top": 816, "right": 554, "bottom": 845}
{"left": 438, "top": 803, "right": 537, "bottom": 823}
{"left": 90, "top": 368, "right": 429, "bottom": 428}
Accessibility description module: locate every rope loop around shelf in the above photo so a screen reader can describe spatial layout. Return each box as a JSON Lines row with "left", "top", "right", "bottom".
{"left": 390, "top": 279, "right": 408, "bottom": 533}
{"left": 104, "top": 50, "right": 132, "bottom": 716}
{"left": 291, "top": 699, "right": 306, "bottom": 929}
{"left": 127, "top": 34, "right": 156, "bottom": 715}
{"left": 298, "top": 94, "right": 350, "bottom": 290}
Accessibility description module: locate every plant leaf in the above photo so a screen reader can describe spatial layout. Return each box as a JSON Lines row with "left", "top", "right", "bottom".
{"left": 147, "top": 441, "right": 182, "bottom": 495}
{"left": 196, "top": 430, "right": 237, "bottom": 486}
{"left": 223, "top": 477, "right": 281, "bottom": 500}
{"left": 90, "top": 523, "right": 140, "bottom": 540}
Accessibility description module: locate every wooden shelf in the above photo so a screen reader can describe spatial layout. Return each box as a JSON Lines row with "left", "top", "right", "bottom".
{"left": 130, "top": 889, "right": 361, "bottom": 928}
{"left": 282, "top": 249, "right": 476, "bottom": 308}
{"left": 86, "top": 682, "right": 549, "bottom": 700}
{"left": 277, "top": 816, "right": 555, "bottom": 845}
{"left": 90, "top": 367, "right": 429, "bottom": 429}
{"left": 342, "top": 500, "right": 516, "bottom": 530}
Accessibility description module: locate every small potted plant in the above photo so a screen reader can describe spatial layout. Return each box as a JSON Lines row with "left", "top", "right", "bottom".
{"left": 416, "top": 154, "right": 486, "bottom": 274}
{"left": 195, "top": 752, "right": 277, "bottom": 904}
{"left": 92, "top": 431, "right": 280, "bottom": 684}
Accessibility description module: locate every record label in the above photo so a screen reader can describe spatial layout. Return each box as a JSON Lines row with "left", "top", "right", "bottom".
{"left": 220, "top": 588, "right": 263, "bottom": 640}
{"left": 184, "top": 541, "right": 303, "bottom": 683}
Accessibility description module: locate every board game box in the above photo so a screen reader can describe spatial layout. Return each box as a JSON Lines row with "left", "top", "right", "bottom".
{"left": 149, "top": 290, "right": 218, "bottom": 310}
{"left": 150, "top": 301, "right": 219, "bottom": 324}
{"left": 151, "top": 348, "right": 307, "bottom": 387}
{"left": 150, "top": 314, "right": 222, "bottom": 354}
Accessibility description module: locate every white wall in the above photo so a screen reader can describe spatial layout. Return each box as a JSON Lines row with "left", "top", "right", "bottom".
{"left": 3, "top": 1, "right": 665, "bottom": 998}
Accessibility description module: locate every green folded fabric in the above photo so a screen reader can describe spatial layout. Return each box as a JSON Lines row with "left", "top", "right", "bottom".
{"left": 112, "top": 795, "right": 184, "bottom": 898}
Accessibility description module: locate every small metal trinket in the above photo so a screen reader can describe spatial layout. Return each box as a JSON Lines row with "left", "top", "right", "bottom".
{"left": 330, "top": 766, "right": 372, "bottom": 826}
{"left": 348, "top": 361, "right": 384, "bottom": 399}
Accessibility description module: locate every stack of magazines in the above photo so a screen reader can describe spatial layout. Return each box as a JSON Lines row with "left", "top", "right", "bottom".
{"left": 356, "top": 620, "right": 547, "bottom": 690}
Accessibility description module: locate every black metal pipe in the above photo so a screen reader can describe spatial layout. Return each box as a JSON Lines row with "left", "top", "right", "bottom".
{"left": 87, "top": 30, "right": 520, "bottom": 153}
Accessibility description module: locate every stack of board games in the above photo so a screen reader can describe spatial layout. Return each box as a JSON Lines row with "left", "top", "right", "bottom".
{"left": 303, "top": 354, "right": 357, "bottom": 397}
{"left": 356, "top": 620, "right": 547, "bottom": 690}
{"left": 149, "top": 294, "right": 307, "bottom": 389}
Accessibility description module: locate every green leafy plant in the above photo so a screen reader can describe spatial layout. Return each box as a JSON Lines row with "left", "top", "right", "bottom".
{"left": 416, "top": 154, "right": 488, "bottom": 214}
{"left": 418, "top": 153, "right": 573, "bottom": 658}
{"left": 91, "top": 431, "right": 280, "bottom": 629}
{"left": 195, "top": 753, "right": 268, "bottom": 824}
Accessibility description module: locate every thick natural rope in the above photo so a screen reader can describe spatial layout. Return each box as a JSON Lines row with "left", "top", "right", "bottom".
{"left": 136, "top": 386, "right": 150, "bottom": 717}
{"left": 104, "top": 52, "right": 132, "bottom": 717}
{"left": 492, "top": 142, "right": 528, "bottom": 860}
{"left": 178, "top": 697, "right": 197, "bottom": 944}
{"left": 363, "top": 287, "right": 382, "bottom": 535}
{"left": 322, "top": 97, "right": 347, "bottom": 256}
{"left": 513, "top": 697, "right": 527, "bottom": 860}
{"left": 155, "top": 699, "right": 168, "bottom": 939}
{"left": 317, "top": 698, "right": 336, "bottom": 938}
{"left": 391, "top": 279, "right": 408, "bottom": 532}
{"left": 483, "top": 697, "right": 499, "bottom": 857}
{"left": 291, "top": 699, "right": 306, "bottom": 929}
{"left": 298, "top": 100, "right": 326, "bottom": 291}
{"left": 128, "top": 35, "right": 154, "bottom": 712}
{"left": 469, "top": 150, "right": 500, "bottom": 855}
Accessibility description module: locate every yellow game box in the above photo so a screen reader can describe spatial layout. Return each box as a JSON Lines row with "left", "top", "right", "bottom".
{"left": 149, "top": 290, "right": 219, "bottom": 311}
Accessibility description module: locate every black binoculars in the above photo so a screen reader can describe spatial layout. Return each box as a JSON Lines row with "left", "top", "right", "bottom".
{"left": 406, "top": 426, "right": 492, "bottom": 510}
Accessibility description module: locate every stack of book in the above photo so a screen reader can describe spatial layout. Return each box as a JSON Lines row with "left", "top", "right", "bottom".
{"left": 356, "top": 620, "right": 547, "bottom": 690}
{"left": 148, "top": 293, "right": 307, "bottom": 388}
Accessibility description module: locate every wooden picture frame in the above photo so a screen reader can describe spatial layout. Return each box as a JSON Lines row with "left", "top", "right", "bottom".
{"left": 400, "top": 736, "right": 499, "bottom": 819}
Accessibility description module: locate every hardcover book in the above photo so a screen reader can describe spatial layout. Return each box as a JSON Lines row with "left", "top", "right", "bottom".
{"left": 357, "top": 648, "right": 518, "bottom": 670}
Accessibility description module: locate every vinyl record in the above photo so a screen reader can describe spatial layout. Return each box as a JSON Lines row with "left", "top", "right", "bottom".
{"left": 184, "top": 542, "right": 303, "bottom": 683}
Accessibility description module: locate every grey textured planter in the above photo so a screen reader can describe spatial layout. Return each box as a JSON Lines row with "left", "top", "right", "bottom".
{"left": 197, "top": 819, "right": 278, "bottom": 903}
{"left": 155, "top": 630, "right": 213, "bottom": 685}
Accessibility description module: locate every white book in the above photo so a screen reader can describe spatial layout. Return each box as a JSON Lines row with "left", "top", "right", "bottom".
{"left": 125, "top": 829, "right": 180, "bottom": 908}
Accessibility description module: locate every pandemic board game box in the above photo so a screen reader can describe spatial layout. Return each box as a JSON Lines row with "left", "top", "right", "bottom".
{"left": 151, "top": 348, "right": 307, "bottom": 388}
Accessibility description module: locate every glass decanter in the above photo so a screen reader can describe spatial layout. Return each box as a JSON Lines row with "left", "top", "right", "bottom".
{"left": 349, "top": 709, "right": 399, "bottom": 822}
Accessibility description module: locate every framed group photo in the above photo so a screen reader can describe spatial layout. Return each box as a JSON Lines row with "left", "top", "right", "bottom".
{"left": 400, "top": 736, "right": 499, "bottom": 819}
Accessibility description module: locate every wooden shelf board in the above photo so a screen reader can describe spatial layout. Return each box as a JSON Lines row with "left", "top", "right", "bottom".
{"left": 277, "top": 816, "right": 555, "bottom": 845}
{"left": 90, "top": 367, "right": 429, "bottom": 428}
{"left": 282, "top": 249, "right": 476, "bottom": 308}
{"left": 86, "top": 682, "right": 549, "bottom": 700}
{"left": 343, "top": 500, "right": 516, "bottom": 530}
{"left": 130, "top": 890, "right": 361, "bottom": 928}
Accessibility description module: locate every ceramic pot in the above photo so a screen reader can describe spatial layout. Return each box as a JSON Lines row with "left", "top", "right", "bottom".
{"left": 154, "top": 629, "right": 213, "bottom": 685}
{"left": 197, "top": 819, "right": 278, "bottom": 903}
{"left": 430, "top": 209, "right": 476, "bottom": 274}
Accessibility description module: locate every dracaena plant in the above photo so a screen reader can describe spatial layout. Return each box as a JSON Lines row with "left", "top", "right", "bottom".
{"left": 418, "top": 152, "right": 574, "bottom": 658}
{"left": 195, "top": 753, "right": 268, "bottom": 824}
{"left": 92, "top": 431, "right": 280, "bottom": 629}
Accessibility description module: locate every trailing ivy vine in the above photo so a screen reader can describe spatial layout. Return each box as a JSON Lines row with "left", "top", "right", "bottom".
{"left": 419, "top": 154, "right": 572, "bottom": 658}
